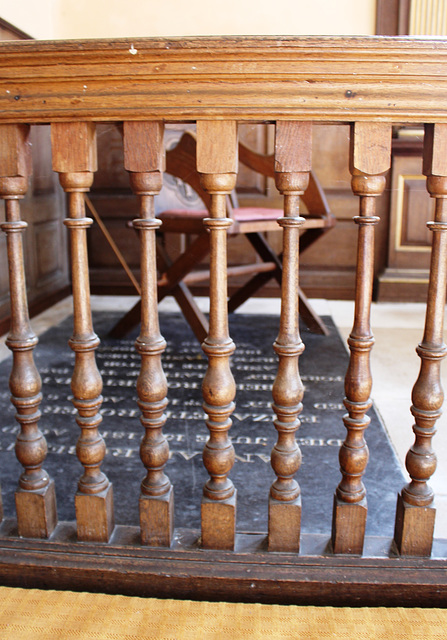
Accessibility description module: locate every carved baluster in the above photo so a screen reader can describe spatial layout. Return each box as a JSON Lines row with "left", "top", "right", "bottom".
{"left": 123, "top": 121, "right": 173, "bottom": 546}
{"left": 268, "top": 121, "right": 310, "bottom": 552}
{"left": 51, "top": 122, "right": 114, "bottom": 542}
{"left": 0, "top": 124, "right": 57, "bottom": 538}
{"left": 394, "top": 123, "right": 447, "bottom": 556}
{"left": 196, "top": 121, "right": 238, "bottom": 550}
{"left": 332, "top": 123, "right": 391, "bottom": 555}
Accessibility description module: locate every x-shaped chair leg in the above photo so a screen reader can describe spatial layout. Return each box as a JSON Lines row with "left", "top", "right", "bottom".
{"left": 228, "top": 232, "right": 329, "bottom": 336}
{"left": 109, "top": 231, "right": 210, "bottom": 341}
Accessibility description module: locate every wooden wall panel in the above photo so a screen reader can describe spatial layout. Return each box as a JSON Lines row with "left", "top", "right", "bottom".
{"left": 0, "top": 27, "right": 70, "bottom": 335}
{"left": 0, "top": 125, "right": 69, "bottom": 334}
{"left": 377, "top": 141, "right": 433, "bottom": 301}
{"left": 376, "top": 0, "right": 411, "bottom": 35}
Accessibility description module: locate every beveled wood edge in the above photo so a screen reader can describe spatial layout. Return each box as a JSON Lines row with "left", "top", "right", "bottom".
{"left": 3, "top": 519, "right": 446, "bottom": 562}
{"left": 0, "top": 34, "right": 444, "bottom": 52}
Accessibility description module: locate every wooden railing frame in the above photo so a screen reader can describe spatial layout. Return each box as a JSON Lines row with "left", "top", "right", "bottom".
{"left": 0, "top": 35, "right": 447, "bottom": 605}
{"left": 2, "top": 36, "right": 447, "bottom": 125}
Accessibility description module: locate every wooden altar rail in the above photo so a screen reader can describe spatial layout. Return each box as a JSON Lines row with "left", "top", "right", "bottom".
{"left": 0, "top": 35, "right": 447, "bottom": 606}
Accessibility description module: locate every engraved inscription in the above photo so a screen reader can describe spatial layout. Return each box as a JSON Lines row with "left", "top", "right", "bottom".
{"left": 0, "top": 315, "right": 361, "bottom": 533}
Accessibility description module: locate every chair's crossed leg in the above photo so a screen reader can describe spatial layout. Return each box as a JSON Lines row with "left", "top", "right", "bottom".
{"left": 109, "top": 232, "right": 210, "bottom": 341}
{"left": 228, "top": 232, "right": 329, "bottom": 336}
{"left": 110, "top": 229, "right": 328, "bottom": 340}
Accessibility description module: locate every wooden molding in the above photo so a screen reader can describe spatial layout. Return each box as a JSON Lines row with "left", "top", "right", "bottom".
{"left": 0, "top": 17, "right": 32, "bottom": 41}
{"left": 1, "top": 37, "right": 447, "bottom": 123}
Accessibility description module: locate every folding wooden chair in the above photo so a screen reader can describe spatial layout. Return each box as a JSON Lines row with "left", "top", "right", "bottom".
{"left": 109, "top": 131, "right": 335, "bottom": 341}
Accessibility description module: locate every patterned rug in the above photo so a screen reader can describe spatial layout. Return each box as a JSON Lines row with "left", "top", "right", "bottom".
{"left": 0, "top": 586, "right": 445, "bottom": 640}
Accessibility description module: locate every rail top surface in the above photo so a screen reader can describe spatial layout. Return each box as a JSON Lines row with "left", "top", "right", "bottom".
{"left": 0, "top": 35, "right": 447, "bottom": 124}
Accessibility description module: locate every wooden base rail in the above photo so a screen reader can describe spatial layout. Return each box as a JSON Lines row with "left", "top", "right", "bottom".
{"left": 0, "top": 35, "right": 447, "bottom": 603}
{"left": 0, "top": 521, "right": 447, "bottom": 607}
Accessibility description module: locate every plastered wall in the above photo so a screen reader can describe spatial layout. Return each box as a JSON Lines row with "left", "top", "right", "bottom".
{"left": 0, "top": 0, "right": 375, "bottom": 41}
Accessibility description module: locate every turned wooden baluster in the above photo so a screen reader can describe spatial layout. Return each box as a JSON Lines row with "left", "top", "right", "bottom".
{"left": 0, "top": 124, "right": 57, "bottom": 538}
{"left": 268, "top": 121, "right": 311, "bottom": 552}
{"left": 394, "top": 123, "right": 447, "bottom": 557}
{"left": 51, "top": 122, "right": 114, "bottom": 542}
{"left": 196, "top": 120, "right": 238, "bottom": 550}
{"left": 123, "top": 121, "right": 174, "bottom": 547}
{"left": 332, "top": 123, "right": 391, "bottom": 555}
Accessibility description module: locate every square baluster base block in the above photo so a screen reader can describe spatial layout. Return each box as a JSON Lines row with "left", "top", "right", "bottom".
{"left": 15, "top": 478, "right": 57, "bottom": 539}
{"left": 331, "top": 495, "right": 367, "bottom": 555}
{"left": 268, "top": 495, "right": 301, "bottom": 552}
{"left": 201, "top": 492, "right": 237, "bottom": 550}
{"left": 394, "top": 492, "right": 435, "bottom": 557}
{"left": 140, "top": 486, "right": 174, "bottom": 547}
{"left": 75, "top": 483, "right": 115, "bottom": 542}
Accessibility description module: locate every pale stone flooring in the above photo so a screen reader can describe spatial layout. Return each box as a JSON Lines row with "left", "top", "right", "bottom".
{"left": 1, "top": 295, "right": 446, "bottom": 539}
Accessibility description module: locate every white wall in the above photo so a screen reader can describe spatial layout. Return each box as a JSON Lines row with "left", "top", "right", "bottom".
{"left": 54, "top": 0, "right": 376, "bottom": 39}
{"left": 1, "top": 0, "right": 376, "bottom": 41}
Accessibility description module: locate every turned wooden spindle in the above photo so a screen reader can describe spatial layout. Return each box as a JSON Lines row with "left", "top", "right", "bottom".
{"left": 394, "top": 123, "right": 447, "bottom": 557}
{"left": 268, "top": 121, "right": 310, "bottom": 552}
{"left": 0, "top": 124, "right": 57, "bottom": 538}
{"left": 51, "top": 122, "right": 114, "bottom": 542}
{"left": 196, "top": 120, "right": 238, "bottom": 550}
{"left": 123, "top": 121, "right": 174, "bottom": 547}
{"left": 332, "top": 123, "right": 391, "bottom": 555}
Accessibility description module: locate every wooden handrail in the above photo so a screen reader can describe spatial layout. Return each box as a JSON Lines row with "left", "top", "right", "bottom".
{"left": 1, "top": 36, "right": 447, "bottom": 123}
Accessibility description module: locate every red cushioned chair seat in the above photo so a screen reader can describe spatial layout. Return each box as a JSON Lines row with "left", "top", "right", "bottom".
{"left": 232, "top": 207, "right": 282, "bottom": 222}
{"left": 158, "top": 207, "right": 282, "bottom": 222}
{"left": 158, "top": 208, "right": 208, "bottom": 219}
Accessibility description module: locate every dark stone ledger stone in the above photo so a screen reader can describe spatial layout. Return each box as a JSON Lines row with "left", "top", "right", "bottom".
{"left": 0, "top": 312, "right": 405, "bottom": 536}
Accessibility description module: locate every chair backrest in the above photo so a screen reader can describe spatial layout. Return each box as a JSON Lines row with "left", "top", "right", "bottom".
{"left": 164, "top": 130, "right": 212, "bottom": 212}
{"left": 164, "top": 129, "right": 334, "bottom": 224}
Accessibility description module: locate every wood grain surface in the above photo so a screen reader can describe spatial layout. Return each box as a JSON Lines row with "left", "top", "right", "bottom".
{"left": 0, "top": 37, "right": 447, "bottom": 123}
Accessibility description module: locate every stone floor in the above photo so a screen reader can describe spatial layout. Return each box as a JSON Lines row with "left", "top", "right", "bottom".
{"left": 1, "top": 294, "right": 446, "bottom": 539}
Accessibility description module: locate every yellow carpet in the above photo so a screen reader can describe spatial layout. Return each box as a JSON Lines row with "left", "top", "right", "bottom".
{"left": 0, "top": 586, "right": 446, "bottom": 639}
